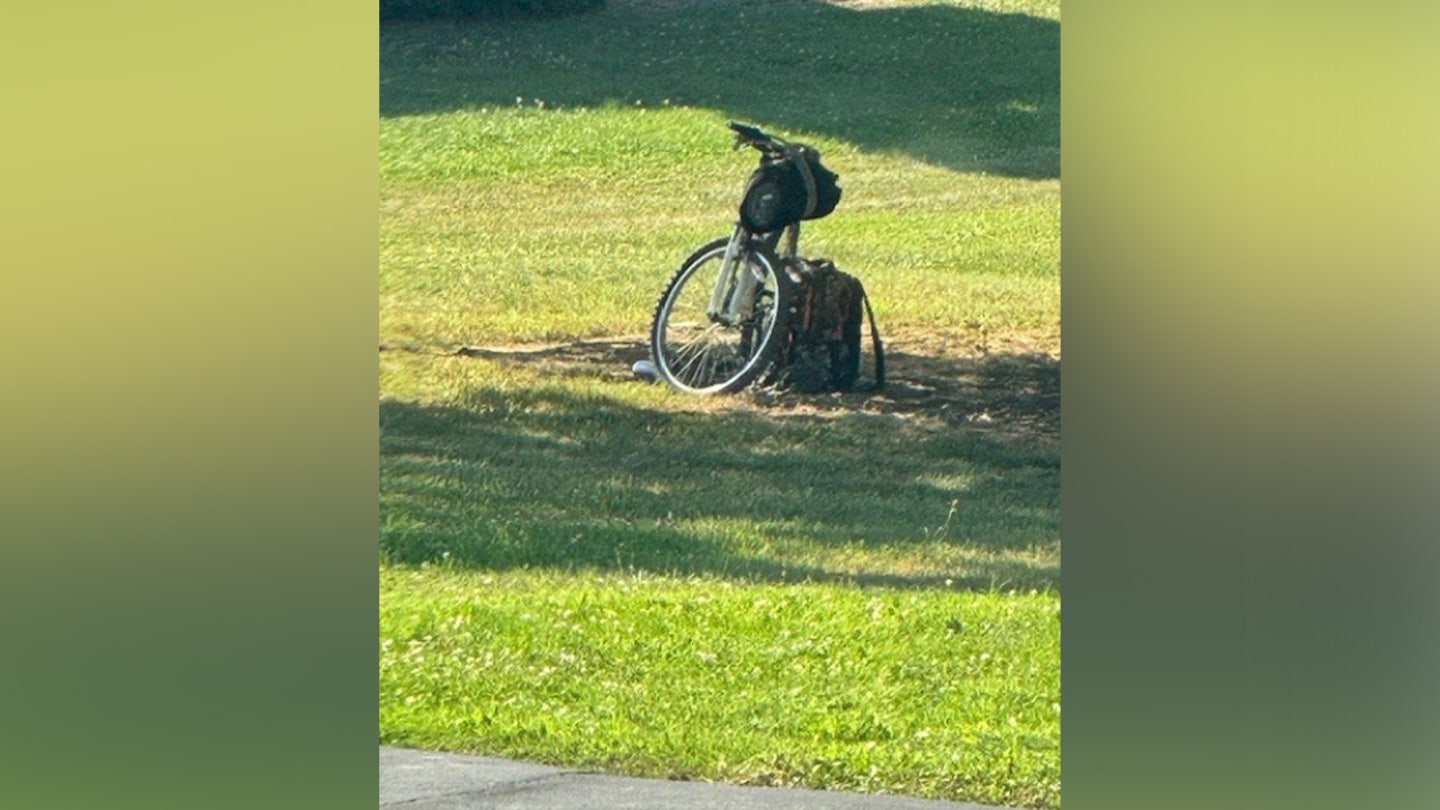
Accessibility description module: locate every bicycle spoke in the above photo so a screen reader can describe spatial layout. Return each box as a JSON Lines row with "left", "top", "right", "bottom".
{"left": 674, "top": 336, "right": 710, "bottom": 384}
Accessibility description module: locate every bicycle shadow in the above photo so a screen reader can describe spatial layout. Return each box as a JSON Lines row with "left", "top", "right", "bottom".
{"left": 379, "top": 0, "right": 1059, "bottom": 178}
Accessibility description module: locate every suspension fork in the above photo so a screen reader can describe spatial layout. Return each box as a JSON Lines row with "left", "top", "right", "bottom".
{"left": 707, "top": 224, "right": 760, "bottom": 325}
{"left": 705, "top": 222, "right": 800, "bottom": 324}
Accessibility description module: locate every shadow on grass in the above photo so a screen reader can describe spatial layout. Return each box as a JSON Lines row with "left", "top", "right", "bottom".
{"left": 441, "top": 336, "right": 1060, "bottom": 438}
{"left": 379, "top": 0, "right": 1059, "bottom": 178}
{"left": 380, "top": 351, "right": 1058, "bottom": 591}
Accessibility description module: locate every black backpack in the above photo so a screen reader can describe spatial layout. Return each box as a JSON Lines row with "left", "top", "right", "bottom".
{"left": 739, "top": 145, "right": 842, "bottom": 233}
{"left": 772, "top": 259, "right": 885, "bottom": 393}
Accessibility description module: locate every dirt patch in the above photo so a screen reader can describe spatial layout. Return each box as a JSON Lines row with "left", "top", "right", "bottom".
{"left": 388, "top": 328, "right": 1059, "bottom": 443}
{"left": 750, "top": 328, "right": 1059, "bottom": 442}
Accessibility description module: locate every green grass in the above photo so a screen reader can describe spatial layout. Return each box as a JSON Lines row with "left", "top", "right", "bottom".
{"left": 380, "top": 0, "right": 1060, "bottom": 349}
{"left": 381, "top": 1, "right": 1060, "bottom": 806}
{"left": 381, "top": 353, "right": 1058, "bottom": 588}
{"left": 379, "top": 348, "right": 1061, "bottom": 807}
{"left": 380, "top": 106, "right": 1058, "bottom": 347}
{"left": 383, "top": 567, "right": 1060, "bottom": 807}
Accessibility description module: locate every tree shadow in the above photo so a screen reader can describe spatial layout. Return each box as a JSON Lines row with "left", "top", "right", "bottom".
{"left": 754, "top": 347, "right": 1060, "bottom": 440}
{"left": 379, "top": 0, "right": 1059, "bottom": 178}
{"left": 438, "top": 335, "right": 1060, "bottom": 440}
{"left": 380, "top": 349, "right": 1059, "bottom": 591}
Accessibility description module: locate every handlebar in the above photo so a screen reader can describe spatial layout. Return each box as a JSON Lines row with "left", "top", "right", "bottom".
{"left": 727, "top": 120, "right": 788, "bottom": 156}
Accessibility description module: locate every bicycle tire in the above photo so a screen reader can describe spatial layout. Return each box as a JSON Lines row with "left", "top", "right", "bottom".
{"left": 650, "top": 238, "right": 794, "bottom": 394}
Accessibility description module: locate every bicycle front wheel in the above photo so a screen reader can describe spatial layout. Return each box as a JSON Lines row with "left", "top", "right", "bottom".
{"left": 650, "top": 238, "right": 793, "bottom": 394}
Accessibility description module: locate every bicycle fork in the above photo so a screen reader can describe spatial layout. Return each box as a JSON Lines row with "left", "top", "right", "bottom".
{"left": 706, "top": 225, "right": 760, "bottom": 327}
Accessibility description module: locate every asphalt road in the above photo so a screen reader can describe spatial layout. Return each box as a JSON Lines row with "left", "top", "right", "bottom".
{"left": 380, "top": 746, "right": 1026, "bottom": 810}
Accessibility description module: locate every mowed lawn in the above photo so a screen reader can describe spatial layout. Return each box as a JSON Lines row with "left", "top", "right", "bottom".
{"left": 380, "top": 1, "right": 1061, "bottom": 807}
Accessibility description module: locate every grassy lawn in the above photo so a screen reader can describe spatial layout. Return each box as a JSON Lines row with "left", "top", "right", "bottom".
{"left": 380, "top": 0, "right": 1060, "bottom": 807}
{"left": 382, "top": 567, "right": 1059, "bottom": 803}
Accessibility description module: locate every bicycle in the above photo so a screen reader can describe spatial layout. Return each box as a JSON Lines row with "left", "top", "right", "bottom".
{"left": 648, "top": 121, "right": 844, "bottom": 394}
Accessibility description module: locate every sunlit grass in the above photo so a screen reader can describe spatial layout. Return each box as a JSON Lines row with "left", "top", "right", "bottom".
{"left": 382, "top": 567, "right": 1060, "bottom": 808}
{"left": 380, "top": 107, "right": 1059, "bottom": 348}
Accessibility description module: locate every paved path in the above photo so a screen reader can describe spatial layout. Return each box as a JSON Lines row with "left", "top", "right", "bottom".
{"left": 381, "top": 746, "right": 1024, "bottom": 810}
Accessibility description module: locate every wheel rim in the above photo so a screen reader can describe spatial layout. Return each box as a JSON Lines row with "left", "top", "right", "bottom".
{"left": 655, "top": 247, "right": 781, "bottom": 393}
